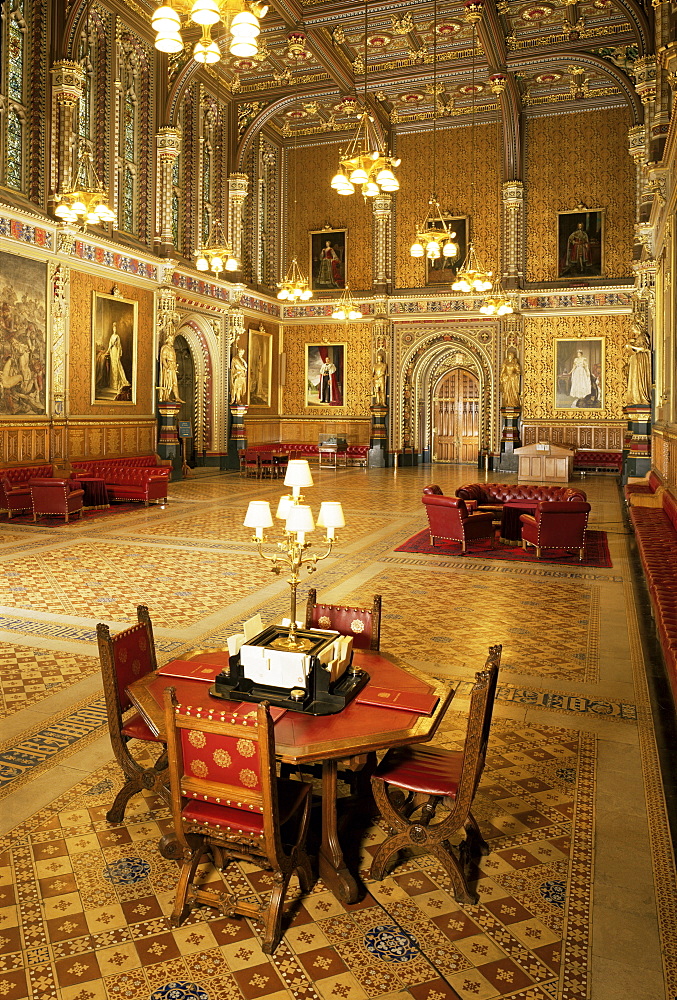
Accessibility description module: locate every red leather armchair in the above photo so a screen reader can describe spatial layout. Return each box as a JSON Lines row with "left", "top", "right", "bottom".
{"left": 422, "top": 487, "right": 496, "bottom": 553}
{"left": 520, "top": 500, "right": 591, "bottom": 561}
{"left": 0, "top": 477, "right": 32, "bottom": 518}
{"left": 29, "top": 478, "right": 85, "bottom": 523}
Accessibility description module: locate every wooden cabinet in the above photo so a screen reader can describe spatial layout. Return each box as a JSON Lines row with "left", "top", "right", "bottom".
{"left": 514, "top": 443, "right": 574, "bottom": 483}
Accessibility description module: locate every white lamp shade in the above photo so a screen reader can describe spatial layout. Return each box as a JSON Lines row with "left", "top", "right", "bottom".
{"left": 286, "top": 504, "right": 315, "bottom": 534}
{"left": 229, "top": 38, "right": 258, "bottom": 56}
{"left": 244, "top": 500, "right": 273, "bottom": 529}
{"left": 190, "top": 0, "right": 220, "bottom": 25}
{"left": 410, "top": 242, "right": 424, "bottom": 258}
{"left": 317, "top": 501, "right": 345, "bottom": 529}
{"left": 275, "top": 495, "right": 293, "bottom": 520}
{"left": 152, "top": 5, "right": 181, "bottom": 28}
{"left": 231, "top": 10, "right": 260, "bottom": 34}
{"left": 349, "top": 167, "right": 369, "bottom": 184}
{"left": 284, "top": 459, "right": 314, "bottom": 489}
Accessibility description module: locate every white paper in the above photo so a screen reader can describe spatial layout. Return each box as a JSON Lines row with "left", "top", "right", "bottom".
{"left": 243, "top": 613, "right": 264, "bottom": 641}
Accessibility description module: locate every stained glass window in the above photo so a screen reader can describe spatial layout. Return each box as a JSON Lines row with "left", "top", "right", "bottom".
{"left": 172, "top": 192, "right": 179, "bottom": 248}
{"left": 79, "top": 68, "right": 91, "bottom": 141}
{"left": 6, "top": 110, "right": 23, "bottom": 190}
{"left": 8, "top": 20, "right": 24, "bottom": 102}
{"left": 4, "top": 1, "right": 27, "bottom": 193}
{"left": 123, "top": 167, "right": 134, "bottom": 232}
{"left": 124, "top": 94, "right": 135, "bottom": 161}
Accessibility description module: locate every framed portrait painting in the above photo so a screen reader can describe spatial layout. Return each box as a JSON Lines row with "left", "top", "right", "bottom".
{"left": 554, "top": 338, "right": 604, "bottom": 410}
{"left": 306, "top": 343, "right": 345, "bottom": 407}
{"left": 247, "top": 325, "right": 272, "bottom": 407}
{"left": 91, "top": 290, "right": 137, "bottom": 403}
{"left": 310, "top": 229, "right": 346, "bottom": 292}
{"left": 426, "top": 216, "right": 467, "bottom": 285}
{"left": 557, "top": 208, "right": 604, "bottom": 278}
{"left": 0, "top": 250, "right": 47, "bottom": 415}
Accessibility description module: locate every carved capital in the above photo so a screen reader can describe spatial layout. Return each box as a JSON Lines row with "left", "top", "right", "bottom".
{"left": 502, "top": 180, "right": 523, "bottom": 211}
{"left": 156, "top": 127, "right": 182, "bottom": 160}
{"left": 51, "top": 60, "right": 84, "bottom": 106}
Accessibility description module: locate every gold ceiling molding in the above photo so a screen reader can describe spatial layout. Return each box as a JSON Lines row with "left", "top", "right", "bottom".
{"left": 524, "top": 87, "right": 622, "bottom": 107}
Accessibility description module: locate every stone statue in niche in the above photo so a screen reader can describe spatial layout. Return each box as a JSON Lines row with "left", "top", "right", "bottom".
{"left": 623, "top": 322, "right": 652, "bottom": 406}
{"left": 230, "top": 346, "right": 248, "bottom": 405}
{"left": 372, "top": 349, "right": 388, "bottom": 406}
{"left": 158, "top": 332, "right": 184, "bottom": 403}
{"left": 499, "top": 347, "right": 521, "bottom": 407}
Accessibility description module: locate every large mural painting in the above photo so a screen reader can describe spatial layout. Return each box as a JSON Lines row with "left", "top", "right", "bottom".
{"left": 0, "top": 251, "right": 47, "bottom": 415}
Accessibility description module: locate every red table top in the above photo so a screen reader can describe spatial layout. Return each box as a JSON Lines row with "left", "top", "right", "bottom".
{"left": 128, "top": 649, "right": 454, "bottom": 765}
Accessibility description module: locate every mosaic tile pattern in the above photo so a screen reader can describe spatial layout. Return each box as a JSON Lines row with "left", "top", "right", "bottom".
{"left": 0, "top": 719, "right": 593, "bottom": 1000}
{"left": 342, "top": 569, "right": 600, "bottom": 683}
{"left": 0, "top": 644, "right": 100, "bottom": 717}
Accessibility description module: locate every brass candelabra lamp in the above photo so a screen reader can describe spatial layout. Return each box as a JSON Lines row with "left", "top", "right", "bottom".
{"left": 243, "top": 460, "right": 345, "bottom": 650}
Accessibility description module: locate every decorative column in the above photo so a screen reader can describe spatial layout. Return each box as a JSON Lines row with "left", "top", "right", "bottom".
{"left": 502, "top": 181, "right": 524, "bottom": 289}
{"left": 49, "top": 262, "right": 69, "bottom": 466}
{"left": 155, "top": 127, "right": 181, "bottom": 256}
{"left": 228, "top": 172, "right": 248, "bottom": 270}
{"left": 623, "top": 404, "right": 652, "bottom": 481}
{"left": 227, "top": 302, "right": 247, "bottom": 469}
{"left": 50, "top": 61, "right": 84, "bottom": 203}
{"left": 369, "top": 309, "right": 391, "bottom": 467}
{"left": 372, "top": 194, "right": 392, "bottom": 293}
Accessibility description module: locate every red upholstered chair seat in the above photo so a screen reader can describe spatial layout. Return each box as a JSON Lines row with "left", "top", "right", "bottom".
{"left": 121, "top": 712, "right": 164, "bottom": 743}
{"left": 374, "top": 744, "right": 463, "bottom": 798}
{"left": 305, "top": 589, "right": 381, "bottom": 650}
{"left": 0, "top": 477, "right": 32, "bottom": 518}
{"left": 29, "top": 479, "right": 84, "bottom": 523}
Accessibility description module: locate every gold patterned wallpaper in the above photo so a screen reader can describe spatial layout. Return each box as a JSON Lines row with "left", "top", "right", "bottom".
{"left": 522, "top": 313, "right": 633, "bottom": 422}
{"left": 282, "top": 323, "right": 372, "bottom": 417}
{"left": 69, "top": 271, "right": 155, "bottom": 416}
{"left": 524, "top": 107, "right": 634, "bottom": 283}
{"left": 288, "top": 143, "right": 373, "bottom": 291}
{"left": 395, "top": 122, "right": 501, "bottom": 290}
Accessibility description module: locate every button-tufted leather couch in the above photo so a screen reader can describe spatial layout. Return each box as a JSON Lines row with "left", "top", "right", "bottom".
{"left": 243, "top": 442, "right": 369, "bottom": 467}
{"left": 454, "top": 482, "right": 587, "bottom": 509}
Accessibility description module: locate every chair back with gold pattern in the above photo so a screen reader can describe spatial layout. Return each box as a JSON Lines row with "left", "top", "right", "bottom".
{"left": 305, "top": 588, "right": 381, "bottom": 650}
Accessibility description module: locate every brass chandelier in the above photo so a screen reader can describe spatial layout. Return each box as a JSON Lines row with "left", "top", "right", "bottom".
{"left": 195, "top": 217, "right": 238, "bottom": 275}
{"left": 479, "top": 278, "right": 514, "bottom": 315}
{"left": 451, "top": 15, "right": 493, "bottom": 293}
{"left": 331, "top": 286, "right": 362, "bottom": 320}
{"left": 277, "top": 257, "right": 312, "bottom": 301}
{"left": 409, "top": 0, "right": 458, "bottom": 264}
{"left": 54, "top": 149, "right": 115, "bottom": 227}
{"left": 151, "top": 0, "right": 268, "bottom": 63}
{"left": 330, "top": 0, "right": 400, "bottom": 198}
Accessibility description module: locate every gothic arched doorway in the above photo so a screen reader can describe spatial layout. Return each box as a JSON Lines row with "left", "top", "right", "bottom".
{"left": 175, "top": 335, "right": 196, "bottom": 466}
{"left": 432, "top": 368, "right": 480, "bottom": 463}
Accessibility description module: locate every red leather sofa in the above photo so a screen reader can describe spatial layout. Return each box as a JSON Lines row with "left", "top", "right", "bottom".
{"left": 455, "top": 482, "right": 587, "bottom": 509}
{"left": 629, "top": 484, "right": 677, "bottom": 706}
{"left": 71, "top": 466, "right": 169, "bottom": 505}
{"left": 70, "top": 454, "right": 169, "bottom": 475}
{"left": 624, "top": 470, "right": 663, "bottom": 502}
{"left": 573, "top": 450, "right": 622, "bottom": 473}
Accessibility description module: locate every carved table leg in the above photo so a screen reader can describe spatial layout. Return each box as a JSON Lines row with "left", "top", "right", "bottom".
{"left": 318, "top": 759, "right": 359, "bottom": 903}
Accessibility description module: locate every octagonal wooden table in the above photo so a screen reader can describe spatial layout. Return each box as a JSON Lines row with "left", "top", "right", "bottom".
{"left": 126, "top": 648, "right": 454, "bottom": 903}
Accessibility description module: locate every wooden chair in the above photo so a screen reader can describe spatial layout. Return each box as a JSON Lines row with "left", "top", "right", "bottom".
{"left": 163, "top": 688, "right": 314, "bottom": 954}
{"left": 97, "top": 605, "right": 168, "bottom": 823}
{"left": 305, "top": 588, "right": 382, "bottom": 650}
{"left": 369, "top": 644, "right": 502, "bottom": 905}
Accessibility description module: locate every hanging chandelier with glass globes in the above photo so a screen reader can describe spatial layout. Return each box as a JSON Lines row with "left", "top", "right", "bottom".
{"left": 331, "top": 286, "right": 362, "bottom": 320}
{"left": 195, "top": 217, "right": 239, "bottom": 276}
{"left": 276, "top": 258, "right": 312, "bottom": 301}
{"left": 151, "top": 0, "right": 268, "bottom": 63}
{"left": 452, "top": 243, "right": 493, "bottom": 292}
{"left": 410, "top": 201, "right": 459, "bottom": 263}
{"left": 330, "top": 0, "right": 400, "bottom": 199}
{"left": 479, "top": 278, "right": 514, "bottom": 315}
{"left": 54, "top": 149, "right": 115, "bottom": 228}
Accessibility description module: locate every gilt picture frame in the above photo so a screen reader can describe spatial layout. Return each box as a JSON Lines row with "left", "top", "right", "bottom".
{"left": 310, "top": 229, "right": 347, "bottom": 292}
{"left": 554, "top": 337, "right": 605, "bottom": 411}
{"left": 306, "top": 343, "right": 345, "bottom": 407}
{"left": 557, "top": 208, "right": 604, "bottom": 279}
{"left": 92, "top": 290, "right": 137, "bottom": 404}
{"left": 0, "top": 250, "right": 48, "bottom": 416}
{"left": 247, "top": 326, "right": 272, "bottom": 407}
{"left": 426, "top": 215, "right": 467, "bottom": 285}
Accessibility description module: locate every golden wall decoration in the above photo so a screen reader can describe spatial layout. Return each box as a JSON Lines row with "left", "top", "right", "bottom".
{"left": 286, "top": 143, "right": 373, "bottom": 291}
{"left": 395, "top": 122, "right": 501, "bottom": 290}
{"left": 524, "top": 108, "right": 634, "bottom": 282}
{"left": 282, "top": 323, "right": 372, "bottom": 418}
{"left": 69, "top": 271, "right": 154, "bottom": 416}
{"left": 522, "top": 313, "right": 634, "bottom": 423}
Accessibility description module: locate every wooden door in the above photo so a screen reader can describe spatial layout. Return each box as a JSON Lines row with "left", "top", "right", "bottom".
{"left": 175, "top": 335, "right": 196, "bottom": 466}
{"left": 433, "top": 368, "right": 480, "bottom": 463}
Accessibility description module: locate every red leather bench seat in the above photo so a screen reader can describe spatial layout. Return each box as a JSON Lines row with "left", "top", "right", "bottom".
{"left": 2, "top": 464, "right": 54, "bottom": 485}
{"left": 574, "top": 450, "right": 622, "bottom": 472}
{"left": 71, "top": 462, "right": 169, "bottom": 505}
{"left": 456, "top": 483, "right": 587, "bottom": 506}
{"left": 629, "top": 487, "right": 677, "bottom": 705}
{"left": 244, "top": 442, "right": 368, "bottom": 466}
{"left": 624, "top": 470, "right": 662, "bottom": 500}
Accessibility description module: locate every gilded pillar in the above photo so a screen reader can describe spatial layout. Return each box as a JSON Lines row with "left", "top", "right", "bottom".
{"left": 50, "top": 61, "right": 84, "bottom": 202}
{"left": 369, "top": 309, "right": 391, "bottom": 467}
{"left": 155, "top": 127, "right": 181, "bottom": 256}
{"left": 372, "top": 194, "right": 392, "bottom": 293}
{"left": 49, "top": 263, "right": 69, "bottom": 463}
{"left": 628, "top": 125, "right": 653, "bottom": 267}
{"left": 502, "top": 181, "right": 524, "bottom": 289}
{"left": 227, "top": 303, "right": 247, "bottom": 469}
{"left": 228, "top": 173, "right": 248, "bottom": 270}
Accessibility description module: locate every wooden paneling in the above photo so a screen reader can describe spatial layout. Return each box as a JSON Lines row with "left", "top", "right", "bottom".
{"left": 522, "top": 423, "right": 624, "bottom": 451}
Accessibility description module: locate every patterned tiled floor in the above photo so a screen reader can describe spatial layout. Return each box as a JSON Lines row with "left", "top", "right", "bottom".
{"left": 1, "top": 466, "right": 675, "bottom": 1000}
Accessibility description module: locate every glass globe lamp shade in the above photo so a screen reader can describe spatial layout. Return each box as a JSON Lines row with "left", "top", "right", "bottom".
{"left": 332, "top": 308, "right": 346, "bottom": 319}
{"left": 54, "top": 203, "right": 71, "bottom": 220}
{"left": 155, "top": 29, "right": 184, "bottom": 52}
{"left": 230, "top": 38, "right": 258, "bottom": 56}
{"left": 349, "top": 167, "right": 369, "bottom": 184}
{"left": 276, "top": 288, "right": 289, "bottom": 299}
{"left": 300, "top": 288, "right": 312, "bottom": 300}
{"left": 348, "top": 309, "right": 362, "bottom": 319}
{"left": 193, "top": 36, "right": 220, "bottom": 62}
{"left": 195, "top": 255, "right": 208, "bottom": 271}
{"left": 443, "top": 241, "right": 458, "bottom": 258}
{"left": 190, "top": 0, "right": 220, "bottom": 25}
{"left": 231, "top": 10, "right": 260, "bottom": 36}
{"left": 410, "top": 241, "right": 424, "bottom": 258}
{"left": 225, "top": 256, "right": 238, "bottom": 271}
{"left": 152, "top": 5, "right": 181, "bottom": 28}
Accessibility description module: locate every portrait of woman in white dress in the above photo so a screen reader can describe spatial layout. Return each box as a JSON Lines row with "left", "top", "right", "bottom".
{"left": 555, "top": 339, "right": 604, "bottom": 410}
{"left": 92, "top": 292, "right": 137, "bottom": 403}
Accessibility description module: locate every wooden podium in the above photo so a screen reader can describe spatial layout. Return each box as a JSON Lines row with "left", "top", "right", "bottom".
{"left": 514, "top": 442, "right": 574, "bottom": 483}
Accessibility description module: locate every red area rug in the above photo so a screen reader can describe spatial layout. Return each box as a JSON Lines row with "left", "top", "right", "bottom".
{"left": 395, "top": 528, "right": 612, "bottom": 568}
{"left": 3, "top": 502, "right": 153, "bottom": 528}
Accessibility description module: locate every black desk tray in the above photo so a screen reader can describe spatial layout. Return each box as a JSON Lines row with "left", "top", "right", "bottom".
{"left": 209, "top": 653, "right": 369, "bottom": 715}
